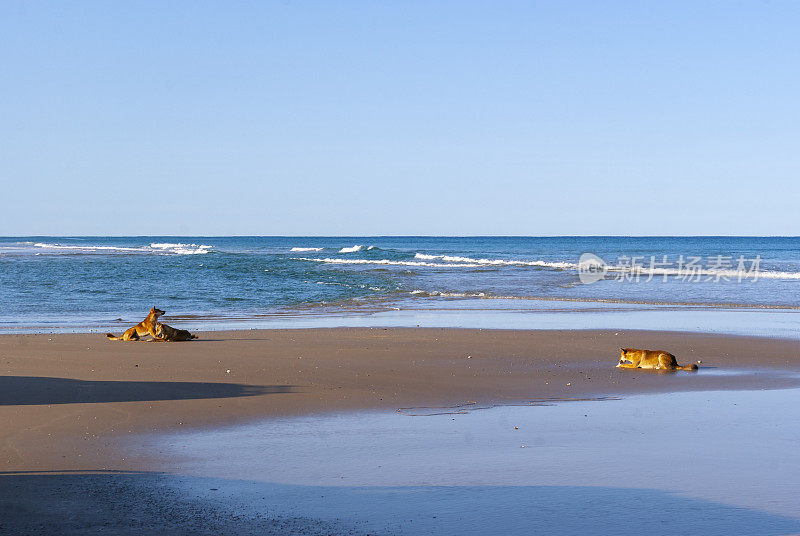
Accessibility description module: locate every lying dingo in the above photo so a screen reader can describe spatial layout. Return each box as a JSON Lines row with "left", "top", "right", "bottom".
{"left": 617, "top": 348, "right": 698, "bottom": 371}
{"left": 153, "top": 322, "right": 198, "bottom": 342}
{"left": 106, "top": 307, "right": 165, "bottom": 341}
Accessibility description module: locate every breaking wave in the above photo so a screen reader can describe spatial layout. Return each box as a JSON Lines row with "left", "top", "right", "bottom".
{"left": 28, "top": 242, "right": 212, "bottom": 256}
{"left": 295, "top": 254, "right": 800, "bottom": 279}
{"left": 414, "top": 253, "right": 575, "bottom": 269}
{"left": 150, "top": 243, "right": 212, "bottom": 255}
{"left": 293, "top": 257, "right": 485, "bottom": 268}
{"left": 33, "top": 243, "right": 145, "bottom": 253}
{"left": 412, "top": 253, "right": 800, "bottom": 280}
{"left": 338, "top": 245, "right": 377, "bottom": 253}
{"left": 599, "top": 264, "right": 800, "bottom": 281}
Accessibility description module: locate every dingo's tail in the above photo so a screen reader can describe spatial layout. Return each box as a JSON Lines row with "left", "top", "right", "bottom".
{"left": 106, "top": 333, "right": 122, "bottom": 340}
{"left": 677, "top": 363, "right": 699, "bottom": 371}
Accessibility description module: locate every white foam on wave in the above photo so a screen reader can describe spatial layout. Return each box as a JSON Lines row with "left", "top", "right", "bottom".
{"left": 339, "top": 245, "right": 364, "bottom": 253}
{"left": 601, "top": 264, "right": 800, "bottom": 281}
{"left": 414, "top": 253, "right": 575, "bottom": 269}
{"left": 293, "top": 257, "right": 485, "bottom": 268}
{"left": 414, "top": 252, "right": 800, "bottom": 280}
{"left": 150, "top": 243, "right": 212, "bottom": 255}
{"left": 755, "top": 270, "right": 800, "bottom": 280}
{"left": 174, "top": 247, "right": 211, "bottom": 255}
{"left": 28, "top": 242, "right": 212, "bottom": 255}
{"left": 33, "top": 242, "right": 146, "bottom": 253}
{"left": 290, "top": 247, "right": 324, "bottom": 252}
{"left": 410, "top": 290, "right": 488, "bottom": 298}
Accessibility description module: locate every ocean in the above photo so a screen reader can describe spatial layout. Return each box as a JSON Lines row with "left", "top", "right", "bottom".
{"left": 1, "top": 236, "right": 798, "bottom": 332}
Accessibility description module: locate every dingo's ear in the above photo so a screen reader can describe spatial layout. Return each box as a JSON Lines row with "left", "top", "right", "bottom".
{"left": 620, "top": 348, "right": 626, "bottom": 353}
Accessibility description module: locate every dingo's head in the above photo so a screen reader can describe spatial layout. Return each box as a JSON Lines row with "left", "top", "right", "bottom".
{"left": 618, "top": 348, "right": 631, "bottom": 367}
{"left": 150, "top": 307, "right": 166, "bottom": 318}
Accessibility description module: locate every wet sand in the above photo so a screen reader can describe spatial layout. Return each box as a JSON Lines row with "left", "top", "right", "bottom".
{"left": 2, "top": 328, "right": 800, "bottom": 534}
{"left": 2, "top": 327, "right": 799, "bottom": 471}
{"left": 124, "top": 388, "right": 800, "bottom": 535}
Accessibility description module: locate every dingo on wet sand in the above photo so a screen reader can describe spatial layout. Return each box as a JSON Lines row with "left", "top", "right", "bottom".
{"left": 617, "top": 348, "right": 699, "bottom": 371}
{"left": 106, "top": 307, "right": 165, "bottom": 341}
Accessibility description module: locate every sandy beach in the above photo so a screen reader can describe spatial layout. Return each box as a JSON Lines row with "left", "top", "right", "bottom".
{"left": 2, "top": 327, "right": 800, "bottom": 534}
{"left": 3, "top": 327, "right": 800, "bottom": 472}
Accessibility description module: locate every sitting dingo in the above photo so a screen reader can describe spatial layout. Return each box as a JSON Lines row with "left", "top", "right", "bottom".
{"left": 153, "top": 322, "right": 198, "bottom": 342}
{"left": 617, "top": 348, "right": 698, "bottom": 371}
{"left": 106, "top": 307, "right": 165, "bottom": 341}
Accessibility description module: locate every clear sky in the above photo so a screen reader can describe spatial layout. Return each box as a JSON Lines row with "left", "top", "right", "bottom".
{"left": 1, "top": 1, "right": 798, "bottom": 236}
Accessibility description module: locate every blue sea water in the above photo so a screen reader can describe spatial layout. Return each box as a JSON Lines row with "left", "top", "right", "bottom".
{"left": 0, "top": 236, "right": 798, "bottom": 331}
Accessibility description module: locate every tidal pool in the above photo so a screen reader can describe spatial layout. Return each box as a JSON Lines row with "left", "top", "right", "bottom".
{"left": 137, "top": 388, "right": 800, "bottom": 535}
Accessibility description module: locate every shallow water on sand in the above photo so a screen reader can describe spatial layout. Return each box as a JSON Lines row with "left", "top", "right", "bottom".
{"left": 137, "top": 388, "right": 800, "bottom": 535}
{"left": 8, "top": 300, "right": 800, "bottom": 340}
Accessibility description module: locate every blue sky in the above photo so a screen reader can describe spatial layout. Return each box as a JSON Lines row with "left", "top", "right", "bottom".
{"left": 1, "top": 1, "right": 798, "bottom": 235}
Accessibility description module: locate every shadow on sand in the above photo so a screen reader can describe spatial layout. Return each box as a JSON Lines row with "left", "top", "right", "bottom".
{"left": 0, "top": 376, "right": 294, "bottom": 405}
{"left": 0, "top": 471, "right": 798, "bottom": 536}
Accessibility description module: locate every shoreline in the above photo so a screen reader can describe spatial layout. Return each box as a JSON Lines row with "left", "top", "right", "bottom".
{"left": 2, "top": 300, "right": 800, "bottom": 340}
{"left": 2, "top": 327, "right": 800, "bottom": 473}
